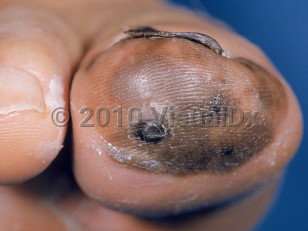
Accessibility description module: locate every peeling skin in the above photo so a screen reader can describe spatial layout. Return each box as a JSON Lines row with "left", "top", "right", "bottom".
{"left": 36, "top": 123, "right": 64, "bottom": 158}
{"left": 65, "top": 0, "right": 303, "bottom": 223}
{"left": 45, "top": 75, "right": 65, "bottom": 111}
{"left": 35, "top": 75, "right": 66, "bottom": 155}
{"left": 85, "top": 31, "right": 288, "bottom": 175}
{"left": 124, "top": 26, "right": 225, "bottom": 56}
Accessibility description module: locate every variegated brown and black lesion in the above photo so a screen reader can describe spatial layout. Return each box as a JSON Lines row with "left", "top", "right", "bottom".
{"left": 103, "top": 29, "right": 288, "bottom": 175}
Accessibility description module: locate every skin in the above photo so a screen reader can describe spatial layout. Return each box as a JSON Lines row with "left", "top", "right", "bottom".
{"left": 0, "top": 0, "right": 302, "bottom": 230}
{"left": 124, "top": 27, "right": 225, "bottom": 55}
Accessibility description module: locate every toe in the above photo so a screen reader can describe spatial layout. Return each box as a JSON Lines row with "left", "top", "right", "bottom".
{"left": 0, "top": 4, "right": 82, "bottom": 183}
{"left": 70, "top": 0, "right": 302, "bottom": 224}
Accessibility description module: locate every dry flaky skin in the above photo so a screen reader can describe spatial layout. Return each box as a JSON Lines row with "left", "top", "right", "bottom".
{"left": 0, "top": 4, "right": 81, "bottom": 182}
{"left": 71, "top": 0, "right": 302, "bottom": 223}
{"left": 0, "top": 0, "right": 302, "bottom": 230}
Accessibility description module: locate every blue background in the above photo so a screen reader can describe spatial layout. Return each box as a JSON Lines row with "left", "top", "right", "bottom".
{"left": 170, "top": 1, "right": 308, "bottom": 230}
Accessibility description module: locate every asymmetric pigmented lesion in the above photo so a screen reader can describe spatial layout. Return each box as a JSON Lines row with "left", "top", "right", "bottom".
{"left": 91, "top": 27, "right": 288, "bottom": 175}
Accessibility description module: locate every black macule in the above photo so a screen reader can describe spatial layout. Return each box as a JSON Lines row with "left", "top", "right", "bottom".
{"left": 135, "top": 121, "right": 166, "bottom": 143}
